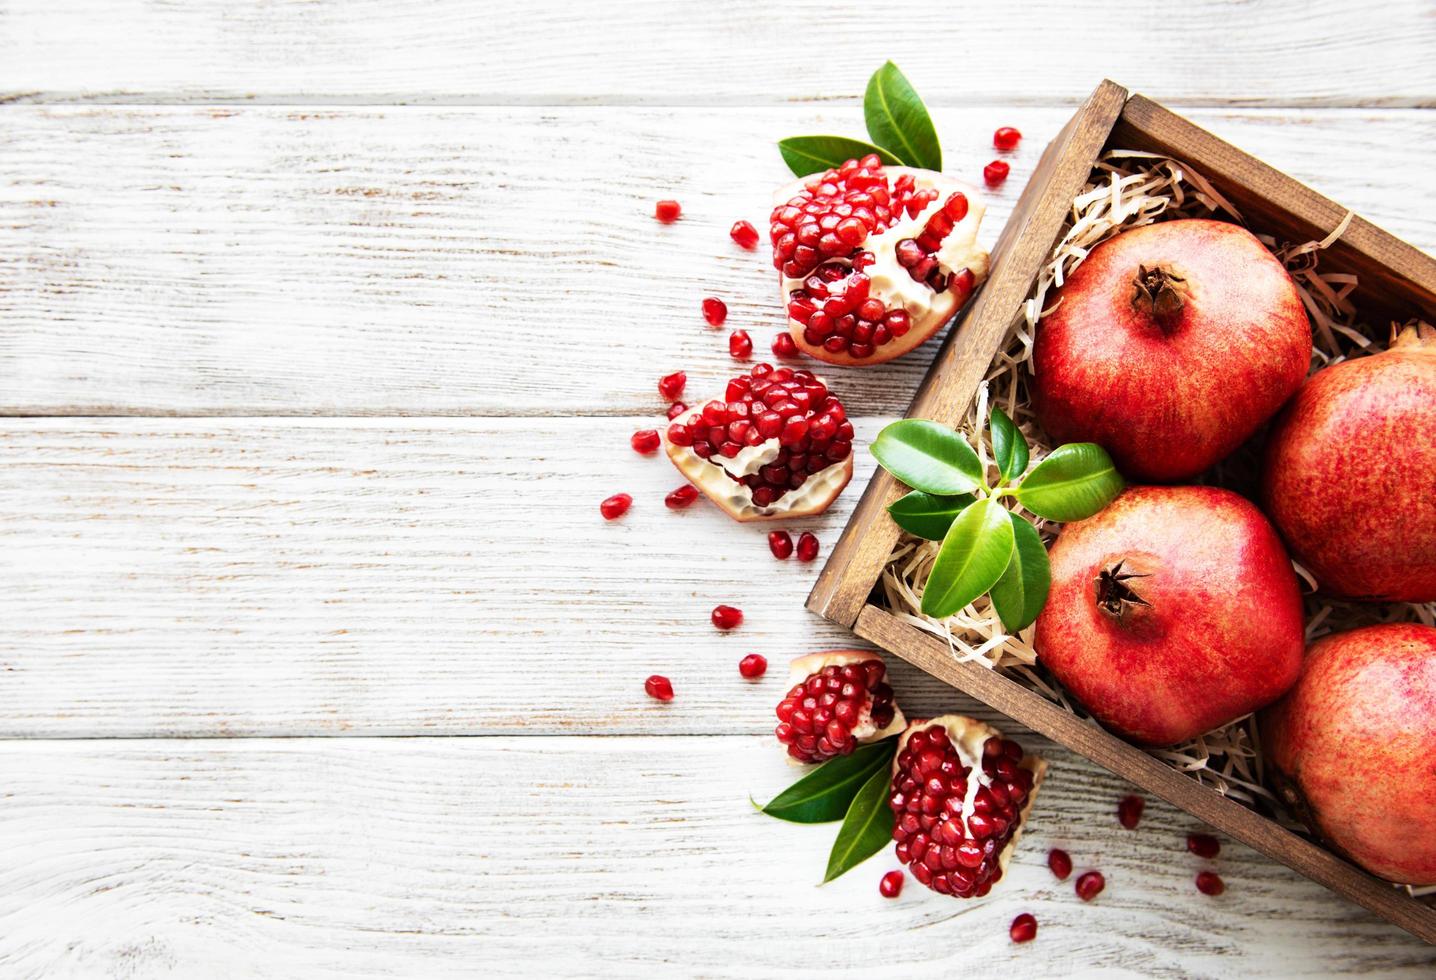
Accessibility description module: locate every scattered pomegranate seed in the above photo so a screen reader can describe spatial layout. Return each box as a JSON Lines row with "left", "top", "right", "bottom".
{"left": 665, "top": 484, "right": 699, "bottom": 509}
{"left": 1187, "top": 833, "right": 1221, "bottom": 859}
{"left": 600, "top": 493, "right": 632, "bottom": 521}
{"left": 729, "top": 330, "right": 753, "bottom": 359}
{"left": 1117, "top": 794, "right": 1145, "bottom": 829}
{"left": 795, "top": 531, "right": 819, "bottom": 562}
{"left": 631, "top": 429, "right": 660, "bottom": 454}
{"left": 1195, "top": 870, "right": 1225, "bottom": 896}
{"left": 983, "top": 160, "right": 1010, "bottom": 187}
{"left": 739, "top": 654, "right": 768, "bottom": 679}
{"left": 993, "top": 126, "right": 1022, "bottom": 151}
{"left": 879, "top": 869, "right": 905, "bottom": 898}
{"left": 644, "top": 675, "right": 674, "bottom": 701}
{"left": 1009, "top": 913, "right": 1037, "bottom": 944}
{"left": 654, "top": 200, "right": 681, "bottom": 223}
{"left": 657, "top": 371, "right": 686, "bottom": 401}
{"left": 1075, "top": 870, "right": 1105, "bottom": 902}
{"left": 667, "top": 401, "right": 688, "bottom": 420}
{"left": 768, "top": 530, "right": 794, "bottom": 560}
{"left": 712, "top": 605, "right": 743, "bottom": 630}
{"left": 1047, "top": 848, "right": 1072, "bottom": 881}
{"left": 730, "top": 219, "right": 760, "bottom": 250}
{"left": 771, "top": 332, "right": 799, "bottom": 358}
{"left": 702, "top": 296, "right": 728, "bottom": 328}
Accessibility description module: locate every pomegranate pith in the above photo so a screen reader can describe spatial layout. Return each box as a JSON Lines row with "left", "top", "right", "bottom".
{"left": 657, "top": 371, "right": 686, "bottom": 401}
{"left": 600, "top": 493, "right": 632, "bottom": 520}
{"left": 655, "top": 200, "right": 681, "bottom": 223}
{"left": 739, "top": 654, "right": 767, "bottom": 679}
{"left": 768, "top": 530, "right": 794, "bottom": 560}
{"left": 983, "top": 160, "right": 1010, "bottom": 186}
{"left": 664, "top": 484, "right": 699, "bottom": 509}
{"left": 795, "top": 531, "right": 819, "bottom": 562}
{"left": 993, "top": 127, "right": 1022, "bottom": 151}
{"left": 711, "top": 605, "right": 743, "bottom": 630}
{"left": 1047, "top": 848, "right": 1072, "bottom": 880}
{"left": 631, "top": 429, "right": 661, "bottom": 454}
{"left": 729, "top": 330, "right": 753, "bottom": 359}
{"left": 1187, "top": 833, "right": 1220, "bottom": 859}
{"left": 1009, "top": 913, "right": 1037, "bottom": 943}
{"left": 1075, "top": 870, "right": 1105, "bottom": 901}
{"left": 666, "top": 401, "right": 688, "bottom": 420}
{"left": 879, "top": 870, "right": 905, "bottom": 898}
{"left": 702, "top": 297, "right": 728, "bottom": 327}
{"left": 1195, "top": 871, "right": 1224, "bottom": 896}
{"left": 1117, "top": 794, "right": 1145, "bottom": 830}
{"left": 644, "top": 675, "right": 674, "bottom": 701}
{"left": 775, "top": 651, "right": 905, "bottom": 764}
{"left": 730, "top": 219, "right": 760, "bottom": 250}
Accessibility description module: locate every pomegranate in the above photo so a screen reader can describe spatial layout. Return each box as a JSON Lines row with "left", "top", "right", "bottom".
{"left": 644, "top": 675, "right": 674, "bottom": 701}
{"left": 711, "top": 605, "right": 743, "bottom": 630}
{"left": 1034, "top": 486, "right": 1305, "bottom": 746}
{"left": 1195, "top": 871, "right": 1225, "bottom": 896}
{"left": 795, "top": 531, "right": 819, "bottom": 562}
{"left": 993, "top": 127, "right": 1022, "bottom": 151}
{"left": 728, "top": 330, "right": 752, "bottom": 359}
{"left": 664, "top": 484, "right": 698, "bottom": 510}
{"left": 1009, "top": 913, "right": 1037, "bottom": 943}
{"left": 768, "top": 530, "right": 793, "bottom": 559}
{"left": 630, "top": 429, "right": 660, "bottom": 454}
{"left": 738, "top": 654, "right": 767, "bottom": 679}
{"left": 775, "top": 650, "right": 905, "bottom": 764}
{"left": 770, "top": 154, "right": 990, "bottom": 366}
{"left": 657, "top": 371, "right": 686, "bottom": 401}
{"left": 1261, "top": 623, "right": 1436, "bottom": 884}
{"left": 879, "top": 869, "right": 905, "bottom": 898}
{"left": 1033, "top": 219, "right": 1311, "bottom": 481}
{"left": 701, "top": 296, "right": 727, "bottom": 327}
{"left": 1075, "top": 870, "right": 1105, "bottom": 901}
{"left": 982, "top": 160, "right": 1009, "bottom": 187}
{"left": 888, "top": 715, "right": 1046, "bottom": 898}
{"left": 666, "top": 401, "right": 688, "bottom": 420}
{"left": 730, "top": 219, "right": 759, "bottom": 250}
{"left": 1187, "top": 833, "right": 1221, "bottom": 859}
{"left": 655, "top": 200, "right": 681, "bottom": 223}
{"left": 1047, "top": 848, "right": 1072, "bottom": 880}
{"left": 1117, "top": 794, "right": 1144, "bottom": 829}
{"left": 664, "top": 363, "right": 853, "bottom": 522}
{"left": 1260, "top": 324, "right": 1436, "bottom": 602}
{"left": 599, "top": 493, "right": 632, "bottom": 521}
{"left": 771, "top": 332, "right": 800, "bottom": 358}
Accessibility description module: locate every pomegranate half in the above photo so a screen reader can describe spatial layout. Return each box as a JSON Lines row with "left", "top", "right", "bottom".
{"left": 1033, "top": 219, "right": 1311, "bottom": 481}
{"left": 1261, "top": 623, "right": 1436, "bottom": 884}
{"left": 774, "top": 650, "right": 904, "bottom": 764}
{"left": 1034, "top": 485, "right": 1305, "bottom": 746}
{"left": 665, "top": 363, "right": 852, "bottom": 521}
{"left": 771, "top": 155, "right": 990, "bottom": 366}
{"left": 1260, "top": 323, "right": 1436, "bottom": 602}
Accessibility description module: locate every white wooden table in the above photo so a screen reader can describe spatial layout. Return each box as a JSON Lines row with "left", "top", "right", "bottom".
{"left": 2, "top": 2, "right": 1434, "bottom": 976}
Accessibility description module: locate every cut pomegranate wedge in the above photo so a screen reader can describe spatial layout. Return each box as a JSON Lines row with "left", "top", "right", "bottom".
{"left": 664, "top": 363, "right": 853, "bottom": 522}
{"left": 770, "top": 155, "right": 991, "bottom": 366}
{"left": 775, "top": 650, "right": 905, "bottom": 764}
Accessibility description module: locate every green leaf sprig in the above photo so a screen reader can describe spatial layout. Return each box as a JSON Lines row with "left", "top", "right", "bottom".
{"left": 872, "top": 408, "right": 1124, "bottom": 629}
{"left": 780, "top": 62, "right": 941, "bottom": 177}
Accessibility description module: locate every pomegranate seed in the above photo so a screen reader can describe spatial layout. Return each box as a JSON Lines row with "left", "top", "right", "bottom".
{"left": 1187, "top": 833, "right": 1221, "bottom": 859}
{"left": 600, "top": 493, "right": 632, "bottom": 520}
{"left": 1047, "top": 848, "right": 1072, "bottom": 880}
{"left": 654, "top": 200, "right": 681, "bottom": 223}
{"left": 729, "top": 330, "right": 752, "bottom": 359}
{"left": 631, "top": 429, "right": 660, "bottom": 454}
{"left": 711, "top": 605, "right": 743, "bottom": 630}
{"left": 644, "top": 675, "right": 674, "bottom": 701}
{"left": 768, "top": 530, "right": 794, "bottom": 560}
{"left": 1009, "top": 913, "right": 1037, "bottom": 944}
{"left": 983, "top": 160, "right": 1010, "bottom": 187}
{"left": 667, "top": 401, "right": 688, "bottom": 420}
{"left": 795, "top": 531, "right": 819, "bottom": 562}
{"left": 771, "top": 332, "right": 799, "bottom": 358}
{"left": 1195, "top": 871, "right": 1225, "bottom": 896}
{"left": 1117, "top": 794, "right": 1145, "bottom": 829}
{"left": 879, "top": 870, "right": 904, "bottom": 898}
{"left": 730, "top": 219, "right": 759, "bottom": 250}
{"left": 665, "top": 484, "right": 699, "bottom": 509}
{"left": 1075, "top": 870, "right": 1105, "bottom": 902}
{"left": 739, "top": 654, "right": 767, "bottom": 679}
{"left": 993, "top": 126, "right": 1022, "bottom": 151}
{"left": 657, "top": 371, "right": 686, "bottom": 400}
{"left": 701, "top": 296, "right": 728, "bottom": 327}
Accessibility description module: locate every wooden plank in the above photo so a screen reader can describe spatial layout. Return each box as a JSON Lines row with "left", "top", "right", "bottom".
{"left": 1, "top": 736, "right": 1433, "bottom": 978}
{"left": 1, "top": 0, "right": 1433, "bottom": 106}
{"left": 3, "top": 106, "right": 1433, "bottom": 418}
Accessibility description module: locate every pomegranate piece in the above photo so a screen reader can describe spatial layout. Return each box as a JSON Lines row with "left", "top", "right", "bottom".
{"left": 1186, "top": 833, "right": 1221, "bottom": 859}
{"left": 730, "top": 219, "right": 760, "bottom": 250}
{"left": 879, "top": 869, "right": 905, "bottom": 898}
{"left": 1009, "top": 913, "right": 1037, "bottom": 944}
{"left": 1117, "top": 794, "right": 1145, "bottom": 829}
{"left": 795, "top": 531, "right": 819, "bottom": 562}
{"left": 631, "top": 429, "right": 661, "bottom": 455}
{"left": 657, "top": 371, "right": 686, "bottom": 401}
{"left": 982, "top": 160, "right": 1010, "bottom": 187}
{"left": 711, "top": 604, "right": 743, "bottom": 631}
{"left": 600, "top": 493, "right": 632, "bottom": 521}
{"left": 771, "top": 332, "right": 799, "bottom": 358}
{"left": 739, "top": 654, "right": 767, "bottom": 679}
{"left": 993, "top": 126, "right": 1022, "bottom": 151}
{"left": 666, "top": 401, "right": 688, "bottom": 420}
{"left": 701, "top": 296, "right": 728, "bottom": 327}
{"left": 888, "top": 715, "right": 1046, "bottom": 898}
{"left": 664, "top": 484, "right": 699, "bottom": 510}
{"left": 654, "top": 199, "right": 681, "bottom": 223}
{"left": 1047, "top": 848, "right": 1072, "bottom": 880}
{"left": 1195, "top": 871, "right": 1225, "bottom": 896}
{"left": 776, "top": 650, "right": 905, "bottom": 764}
{"left": 728, "top": 330, "right": 752, "bottom": 359}
{"left": 1075, "top": 870, "right": 1105, "bottom": 902}
{"left": 644, "top": 675, "right": 674, "bottom": 701}
{"left": 768, "top": 530, "right": 794, "bottom": 560}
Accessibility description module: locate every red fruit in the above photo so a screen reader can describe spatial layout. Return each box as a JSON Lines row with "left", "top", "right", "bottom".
{"left": 771, "top": 332, "right": 800, "bottom": 358}
{"left": 600, "top": 493, "right": 632, "bottom": 520}
{"left": 711, "top": 604, "right": 743, "bottom": 630}
{"left": 739, "top": 654, "right": 767, "bottom": 679}
{"left": 768, "top": 530, "right": 794, "bottom": 560}
{"left": 795, "top": 531, "right": 819, "bottom": 562}
{"left": 1009, "top": 913, "right": 1037, "bottom": 943}
{"left": 1187, "top": 833, "right": 1221, "bottom": 859}
{"left": 879, "top": 869, "right": 905, "bottom": 898}
{"left": 730, "top": 220, "right": 760, "bottom": 250}
{"left": 665, "top": 484, "right": 699, "bottom": 509}
{"left": 775, "top": 650, "right": 906, "bottom": 764}
{"left": 631, "top": 429, "right": 661, "bottom": 454}
{"left": 1047, "top": 848, "right": 1072, "bottom": 880}
{"left": 667, "top": 401, "right": 688, "bottom": 420}
{"left": 645, "top": 675, "right": 674, "bottom": 701}
{"left": 655, "top": 200, "right": 681, "bottom": 223}
{"left": 657, "top": 371, "right": 687, "bottom": 401}
{"left": 1261, "top": 623, "right": 1436, "bottom": 884}
{"left": 1117, "top": 794, "right": 1145, "bottom": 829}
{"left": 1033, "top": 219, "right": 1310, "bottom": 481}
{"left": 1195, "top": 871, "right": 1225, "bottom": 896}
{"left": 1075, "top": 870, "right": 1105, "bottom": 902}
{"left": 770, "top": 155, "right": 990, "bottom": 367}
{"left": 983, "top": 160, "right": 1010, "bottom": 186}
{"left": 1034, "top": 486, "right": 1304, "bottom": 746}
{"left": 993, "top": 127, "right": 1022, "bottom": 151}
{"left": 702, "top": 296, "right": 728, "bottom": 327}
{"left": 729, "top": 330, "right": 752, "bottom": 359}
{"left": 664, "top": 364, "right": 854, "bottom": 522}
{"left": 1261, "top": 324, "right": 1436, "bottom": 602}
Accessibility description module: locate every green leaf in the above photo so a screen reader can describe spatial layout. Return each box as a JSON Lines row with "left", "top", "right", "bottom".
{"left": 921, "top": 498, "right": 1016, "bottom": 619}
{"left": 756, "top": 738, "right": 897, "bottom": 824}
{"left": 887, "top": 490, "right": 975, "bottom": 541}
{"left": 863, "top": 61, "right": 941, "bottom": 171}
{"left": 871, "top": 420, "right": 983, "bottom": 495}
{"left": 778, "top": 136, "right": 902, "bottom": 178}
{"left": 990, "top": 406, "right": 1030, "bottom": 483}
{"left": 989, "top": 513, "right": 1052, "bottom": 633}
{"left": 1014, "top": 443, "right": 1125, "bottom": 522}
{"left": 822, "top": 761, "right": 897, "bottom": 883}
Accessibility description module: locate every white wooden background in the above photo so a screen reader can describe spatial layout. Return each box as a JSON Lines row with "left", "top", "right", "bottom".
{"left": 2, "top": 2, "right": 1434, "bottom": 976}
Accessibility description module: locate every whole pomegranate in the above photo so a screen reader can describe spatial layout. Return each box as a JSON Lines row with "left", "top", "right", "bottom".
{"left": 1034, "top": 485, "right": 1305, "bottom": 746}
{"left": 665, "top": 363, "right": 853, "bottom": 521}
{"left": 1262, "top": 623, "right": 1436, "bottom": 884}
{"left": 774, "top": 651, "right": 904, "bottom": 763}
{"left": 1261, "top": 324, "right": 1436, "bottom": 602}
{"left": 771, "top": 155, "right": 990, "bottom": 366}
{"left": 888, "top": 715, "right": 1045, "bottom": 898}
{"left": 1033, "top": 219, "right": 1311, "bottom": 481}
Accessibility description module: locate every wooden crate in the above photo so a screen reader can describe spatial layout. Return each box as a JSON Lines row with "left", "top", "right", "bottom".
{"left": 806, "top": 80, "right": 1436, "bottom": 944}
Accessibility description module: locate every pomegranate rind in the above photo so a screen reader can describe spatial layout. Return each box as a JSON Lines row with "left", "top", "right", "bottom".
{"left": 784, "top": 650, "right": 907, "bottom": 749}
